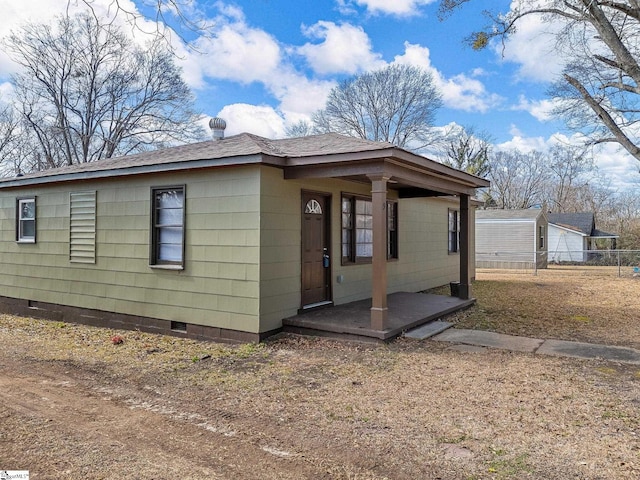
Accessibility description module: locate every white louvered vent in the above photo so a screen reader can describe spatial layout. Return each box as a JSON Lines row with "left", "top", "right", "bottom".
{"left": 70, "top": 191, "right": 97, "bottom": 264}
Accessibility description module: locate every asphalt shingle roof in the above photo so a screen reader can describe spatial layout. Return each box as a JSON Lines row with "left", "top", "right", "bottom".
{"left": 476, "top": 209, "right": 545, "bottom": 220}
{"left": 0, "top": 132, "right": 395, "bottom": 184}
{"left": 548, "top": 212, "right": 618, "bottom": 238}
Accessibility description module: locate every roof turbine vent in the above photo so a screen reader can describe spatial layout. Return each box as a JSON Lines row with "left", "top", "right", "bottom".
{"left": 209, "top": 117, "right": 227, "bottom": 140}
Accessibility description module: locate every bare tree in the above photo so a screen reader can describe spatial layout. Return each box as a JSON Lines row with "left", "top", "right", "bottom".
{"left": 3, "top": 12, "right": 204, "bottom": 171}
{"left": 312, "top": 64, "right": 442, "bottom": 150}
{"left": 487, "top": 150, "right": 549, "bottom": 209}
{"left": 77, "top": 0, "right": 211, "bottom": 50}
{"left": 439, "top": 126, "right": 492, "bottom": 177}
{"left": 600, "top": 191, "right": 640, "bottom": 249}
{"left": 285, "top": 120, "right": 317, "bottom": 138}
{"left": 0, "top": 98, "right": 44, "bottom": 177}
{"left": 440, "top": 1, "right": 640, "bottom": 166}
{"left": 545, "top": 144, "right": 596, "bottom": 212}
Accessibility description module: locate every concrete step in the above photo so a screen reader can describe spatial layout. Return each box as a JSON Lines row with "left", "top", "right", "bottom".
{"left": 404, "top": 320, "right": 454, "bottom": 339}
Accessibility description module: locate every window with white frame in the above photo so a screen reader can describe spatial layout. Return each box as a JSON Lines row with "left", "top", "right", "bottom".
{"left": 150, "top": 186, "right": 185, "bottom": 267}
{"left": 17, "top": 197, "right": 36, "bottom": 243}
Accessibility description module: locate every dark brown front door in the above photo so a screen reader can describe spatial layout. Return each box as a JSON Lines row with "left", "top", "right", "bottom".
{"left": 301, "top": 192, "right": 331, "bottom": 307}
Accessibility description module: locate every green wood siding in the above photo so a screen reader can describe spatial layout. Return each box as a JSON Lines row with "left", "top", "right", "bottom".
{"left": 0, "top": 167, "right": 262, "bottom": 333}
{"left": 258, "top": 167, "right": 469, "bottom": 331}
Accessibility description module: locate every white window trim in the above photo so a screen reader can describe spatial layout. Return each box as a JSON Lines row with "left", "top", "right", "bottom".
{"left": 17, "top": 197, "right": 36, "bottom": 243}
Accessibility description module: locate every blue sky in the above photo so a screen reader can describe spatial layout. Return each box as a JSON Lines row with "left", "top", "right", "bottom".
{"left": 0, "top": 0, "right": 638, "bottom": 190}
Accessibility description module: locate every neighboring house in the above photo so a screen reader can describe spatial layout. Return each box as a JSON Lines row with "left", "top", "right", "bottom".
{"left": 476, "top": 209, "right": 548, "bottom": 269}
{"left": 0, "top": 124, "right": 488, "bottom": 342}
{"left": 547, "top": 212, "right": 618, "bottom": 263}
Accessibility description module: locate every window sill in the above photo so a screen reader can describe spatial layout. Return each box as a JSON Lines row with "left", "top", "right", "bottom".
{"left": 342, "top": 258, "right": 399, "bottom": 266}
{"left": 17, "top": 239, "right": 36, "bottom": 244}
{"left": 149, "top": 264, "right": 184, "bottom": 271}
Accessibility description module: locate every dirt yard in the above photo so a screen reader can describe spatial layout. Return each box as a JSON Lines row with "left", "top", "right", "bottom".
{"left": 1, "top": 268, "right": 639, "bottom": 479}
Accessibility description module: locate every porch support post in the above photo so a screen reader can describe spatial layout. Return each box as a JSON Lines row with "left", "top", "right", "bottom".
{"left": 459, "top": 193, "right": 472, "bottom": 299}
{"left": 368, "top": 174, "right": 389, "bottom": 330}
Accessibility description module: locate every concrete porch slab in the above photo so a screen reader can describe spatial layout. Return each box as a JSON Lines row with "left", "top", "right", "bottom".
{"left": 282, "top": 292, "right": 475, "bottom": 342}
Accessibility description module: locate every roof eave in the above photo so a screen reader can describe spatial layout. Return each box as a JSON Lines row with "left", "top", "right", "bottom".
{"left": 0, "top": 153, "right": 278, "bottom": 189}
{"left": 285, "top": 147, "right": 490, "bottom": 190}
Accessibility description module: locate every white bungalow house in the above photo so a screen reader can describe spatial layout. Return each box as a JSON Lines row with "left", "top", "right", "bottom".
{"left": 547, "top": 212, "right": 618, "bottom": 263}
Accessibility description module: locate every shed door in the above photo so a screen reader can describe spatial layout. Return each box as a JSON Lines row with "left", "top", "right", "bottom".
{"left": 301, "top": 192, "right": 331, "bottom": 307}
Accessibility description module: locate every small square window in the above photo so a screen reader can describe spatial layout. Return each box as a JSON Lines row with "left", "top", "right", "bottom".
{"left": 17, "top": 197, "right": 36, "bottom": 243}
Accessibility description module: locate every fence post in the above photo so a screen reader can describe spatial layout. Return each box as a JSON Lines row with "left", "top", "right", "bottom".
{"left": 618, "top": 250, "right": 621, "bottom": 277}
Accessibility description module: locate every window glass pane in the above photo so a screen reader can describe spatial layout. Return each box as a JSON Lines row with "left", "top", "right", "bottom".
{"left": 356, "top": 228, "right": 373, "bottom": 243}
{"left": 157, "top": 207, "right": 183, "bottom": 225}
{"left": 159, "top": 227, "right": 183, "bottom": 244}
{"left": 21, "top": 201, "right": 35, "bottom": 220}
{"left": 356, "top": 213, "right": 372, "bottom": 229}
{"left": 342, "top": 198, "right": 351, "bottom": 213}
{"left": 156, "top": 189, "right": 183, "bottom": 208}
{"left": 355, "top": 199, "right": 371, "bottom": 214}
{"left": 158, "top": 243, "right": 183, "bottom": 262}
{"left": 21, "top": 220, "right": 35, "bottom": 238}
{"left": 356, "top": 243, "right": 373, "bottom": 257}
{"left": 342, "top": 212, "right": 352, "bottom": 228}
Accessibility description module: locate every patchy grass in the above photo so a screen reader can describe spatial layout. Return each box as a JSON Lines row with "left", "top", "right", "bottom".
{"left": 1, "top": 267, "right": 640, "bottom": 478}
{"left": 448, "top": 267, "right": 640, "bottom": 348}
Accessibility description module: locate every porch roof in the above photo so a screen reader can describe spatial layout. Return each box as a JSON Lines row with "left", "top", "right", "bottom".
{"left": 0, "top": 132, "right": 488, "bottom": 197}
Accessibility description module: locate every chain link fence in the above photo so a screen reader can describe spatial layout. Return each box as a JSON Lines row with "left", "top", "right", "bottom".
{"left": 476, "top": 250, "right": 640, "bottom": 277}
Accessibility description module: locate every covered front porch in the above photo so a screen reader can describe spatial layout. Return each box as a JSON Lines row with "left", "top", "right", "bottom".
{"left": 284, "top": 144, "right": 489, "bottom": 333}
{"left": 282, "top": 291, "right": 474, "bottom": 342}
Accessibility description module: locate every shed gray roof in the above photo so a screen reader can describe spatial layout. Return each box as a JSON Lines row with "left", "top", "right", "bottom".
{"left": 476, "top": 209, "right": 545, "bottom": 221}
{"left": 548, "top": 212, "right": 617, "bottom": 238}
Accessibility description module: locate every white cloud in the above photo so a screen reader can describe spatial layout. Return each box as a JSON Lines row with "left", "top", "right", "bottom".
{"left": 270, "top": 70, "right": 335, "bottom": 117}
{"left": 346, "top": 0, "right": 436, "bottom": 16}
{"left": 498, "top": 6, "right": 565, "bottom": 82}
{"left": 189, "top": 23, "right": 281, "bottom": 86}
{"left": 512, "top": 95, "right": 558, "bottom": 121}
{"left": 216, "top": 103, "right": 285, "bottom": 138}
{"left": 297, "top": 21, "right": 384, "bottom": 75}
{"left": 178, "top": 5, "right": 336, "bottom": 124}
{"left": 497, "top": 132, "right": 548, "bottom": 153}
{"left": 393, "top": 42, "right": 503, "bottom": 113}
